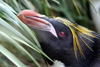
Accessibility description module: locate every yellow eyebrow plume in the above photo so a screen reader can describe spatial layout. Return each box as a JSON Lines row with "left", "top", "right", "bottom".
{"left": 53, "top": 17, "right": 98, "bottom": 59}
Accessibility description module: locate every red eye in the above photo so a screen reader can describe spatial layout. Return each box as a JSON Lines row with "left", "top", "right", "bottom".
{"left": 59, "top": 31, "right": 65, "bottom": 37}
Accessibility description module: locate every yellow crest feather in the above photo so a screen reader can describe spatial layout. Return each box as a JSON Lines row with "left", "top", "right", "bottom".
{"left": 53, "top": 17, "right": 98, "bottom": 59}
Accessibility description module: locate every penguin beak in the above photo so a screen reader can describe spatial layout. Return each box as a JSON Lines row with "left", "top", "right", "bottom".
{"left": 17, "top": 10, "right": 58, "bottom": 37}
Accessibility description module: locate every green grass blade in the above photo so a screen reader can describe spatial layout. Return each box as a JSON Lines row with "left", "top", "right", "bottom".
{"left": 0, "top": 45, "right": 27, "bottom": 67}
{"left": 12, "top": 0, "right": 21, "bottom": 12}
{"left": 0, "top": 0, "right": 17, "bottom": 14}
{"left": 52, "top": 0, "right": 60, "bottom": 4}
{"left": 0, "top": 18, "right": 40, "bottom": 52}
{"left": 0, "top": 2, "right": 41, "bottom": 48}
{"left": 0, "top": 0, "right": 53, "bottom": 64}
{"left": 0, "top": 17, "right": 53, "bottom": 63}
{"left": 0, "top": 57, "right": 9, "bottom": 67}
{"left": 20, "top": 0, "right": 31, "bottom": 9}
{"left": 89, "top": 0, "right": 98, "bottom": 14}
{"left": 0, "top": 31, "right": 41, "bottom": 67}
{"left": 43, "top": 0, "right": 49, "bottom": 16}
{"left": 12, "top": 37, "right": 39, "bottom": 53}
{"left": 72, "top": 0, "right": 81, "bottom": 15}
{"left": 59, "top": 1, "right": 74, "bottom": 21}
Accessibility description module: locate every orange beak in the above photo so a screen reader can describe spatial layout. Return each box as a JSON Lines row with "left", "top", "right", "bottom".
{"left": 17, "top": 10, "right": 58, "bottom": 37}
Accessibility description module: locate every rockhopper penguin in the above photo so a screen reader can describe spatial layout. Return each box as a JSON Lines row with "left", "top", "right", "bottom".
{"left": 17, "top": 10, "right": 100, "bottom": 67}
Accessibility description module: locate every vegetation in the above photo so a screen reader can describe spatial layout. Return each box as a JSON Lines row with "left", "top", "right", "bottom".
{"left": 0, "top": 0, "right": 96, "bottom": 67}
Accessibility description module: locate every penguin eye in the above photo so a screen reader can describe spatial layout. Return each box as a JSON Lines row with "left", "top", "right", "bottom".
{"left": 59, "top": 31, "right": 65, "bottom": 37}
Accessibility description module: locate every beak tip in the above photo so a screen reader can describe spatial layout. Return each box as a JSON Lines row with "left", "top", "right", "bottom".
{"left": 49, "top": 24, "right": 58, "bottom": 38}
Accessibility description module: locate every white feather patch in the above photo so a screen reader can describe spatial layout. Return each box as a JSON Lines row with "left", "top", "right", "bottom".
{"left": 50, "top": 60, "right": 65, "bottom": 67}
